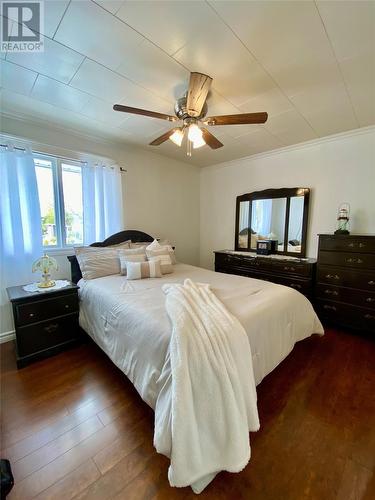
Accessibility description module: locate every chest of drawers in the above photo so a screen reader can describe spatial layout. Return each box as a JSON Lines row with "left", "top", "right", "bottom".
{"left": 214, "top": 251, "right": 316, "bottom": 297}
{"left": 315, "top": 234, "right": 375, "bottom": 333}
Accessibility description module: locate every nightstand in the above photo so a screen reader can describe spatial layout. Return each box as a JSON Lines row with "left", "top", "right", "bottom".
{"left": 6, "top": 282, "right": 82, "bottom": 368}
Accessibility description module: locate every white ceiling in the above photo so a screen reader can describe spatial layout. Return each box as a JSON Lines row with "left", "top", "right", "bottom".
{"left": 0, "top": 0, "right": 374, "bottom": 167}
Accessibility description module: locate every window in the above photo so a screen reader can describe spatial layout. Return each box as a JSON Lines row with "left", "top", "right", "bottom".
{"left": 34, "top": 154, "right": 83, "bottom": 248}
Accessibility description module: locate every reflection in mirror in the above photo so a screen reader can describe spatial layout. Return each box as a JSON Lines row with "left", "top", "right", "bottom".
{"left": 288, "top": 196, "right": 304, "bottom": 253}
{"left": 238, "top": 201, "right": 250, "bottom": 248}
{"left": 250, "top": 198, "right": 287, "bottom": 250}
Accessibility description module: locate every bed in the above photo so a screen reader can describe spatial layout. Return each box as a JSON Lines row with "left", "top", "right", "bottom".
{"left": 68, "top": 230, "right": 323, "bottom": 491}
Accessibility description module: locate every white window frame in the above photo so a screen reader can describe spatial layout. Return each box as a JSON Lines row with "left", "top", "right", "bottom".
{"left": 33, "top": 153, "right": 83, "bottom": 250}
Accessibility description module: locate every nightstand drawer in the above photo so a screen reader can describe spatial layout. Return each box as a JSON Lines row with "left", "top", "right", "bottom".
{"left": 16, "top": 314, "right": 80, "bottom": 357}
{"left": 16, "top": 293, "right": 79, "bottom": 326}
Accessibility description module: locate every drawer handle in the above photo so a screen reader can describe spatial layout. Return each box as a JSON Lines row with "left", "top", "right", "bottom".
{"left": 65, "top": 304, "right": 70, "bottom": 309}
{"left": 348, "top": 242, "right": 355, "bottom": 247}
{"left": 346, "top": 258, "right": 363, "bottom": 264}
{"left": 324, "top": 289, "right": 338, "bottom": 296}
{"left": 359, "top": 243, "right": 366, "bottom": 248}
{"left": 44, "top": 323, "right": 59, "bottom": 334}
{"left": 326, "top": 274, "right": 340, "bottom": 280}
{"left": 29, "top": 313, "right": 35, "bottom": 318}
{"left": 284, "top": 266, "right": 296, "bottom": 271}
{"left": 323, "top": 305, "right": 337, "bottom": 311}
{"left": 368, "top": 281, "right": 375, "bottom": 286}
{"left": 290, "top": 283, "right": 301, "bottom": 289}
{"left": 366, "top": 297, "right": 375, "bottom": 303}
{"left": 364, "top": 314, "right": 375, "bottom": 320}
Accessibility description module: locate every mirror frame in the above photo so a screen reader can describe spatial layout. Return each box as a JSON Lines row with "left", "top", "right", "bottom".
{"left": 234, "top": 187, "right": 310, "bottom": 257}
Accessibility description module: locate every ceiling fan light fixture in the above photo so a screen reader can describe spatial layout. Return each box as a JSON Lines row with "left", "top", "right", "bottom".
{"left": 192, "top": 136, "right": 206, "bottom": 149}
{"left": 169, "top": 129, "right": 184, "bottom": 147}
{"left": 188, "top": 123, "right": 203, "bottom": 143}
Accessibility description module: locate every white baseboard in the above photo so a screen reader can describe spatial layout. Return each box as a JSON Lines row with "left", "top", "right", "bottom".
{"left": 0, "top": 330, "right": 15, "bottom": 344}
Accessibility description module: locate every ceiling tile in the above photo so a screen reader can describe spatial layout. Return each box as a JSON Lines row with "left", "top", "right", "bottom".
{"left": 0, "top": 60, "right": 37, "bottom": 95}
{"left": 70, "top": 58, "right": 134, "bottom": 102}
{"left": 43, "top": 0, "right": 70, "bottom": 38}
{"left": 94, "top": 0, "right": 125, "bottom": 15}
{"left": 289, "top": 81, "right": 358, "bottom": 135}
{"left": 316, "top": 0, "right": 375, "bottom": 61}
{"left": 31, "top": 75, "right": 91, "bottom": 113}
{"left": 80, "top": 96, "right": 130, "bottom": 127}
{"left": 339, "top": 54, "right": 375, "bottom": 127}
{"left": 173, "top": 16, "right": 276, "bottom": 107}
{"left": 205, "top": 90, "right": 240, "bottom": 117}
{"left": 54, "top": 0, "right": 144, "bottom": 71}
{"left": 6, "top": 37, "right": 84, "bottom": 84}
{"left": 116, "top": 39, "right": 189, "bottom": 101}
{"left": 119, "top": 115, "right": 171, "bottom": 140}
{"left": 116, "top": 0, "right": 213, "bottom": 56}
{"left": 264, "top": 109, "right": 317, "bottom": 146}
{"left": 211, "top": 1, "right": 333, "bottom": 75}
{"left": 238, "top": 87, "right": 293, "bottom": 117}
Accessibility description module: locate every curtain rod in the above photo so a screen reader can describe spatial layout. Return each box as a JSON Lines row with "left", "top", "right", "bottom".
{"left": 0, "top": 143, "right": 127, "bottom": 172}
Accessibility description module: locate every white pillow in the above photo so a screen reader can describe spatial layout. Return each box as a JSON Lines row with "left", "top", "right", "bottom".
{"left": 146, "top": 239, "right": 176, "bottom": 264}
{"left": 74, "top": 240, "right": 131, "bottom": 254}
{"left": 127, "top": 260, "right": 162, "bottom": 280}
{"left": 148, "top": 254, "right": 173, "bottom": 274}
{"left": 119, "top": 254, "right": 147, "bottom": 276}
{"left": 118, "top": 247, "right": 147, "bottom": 275}
{"left": 76, "top": 249, "right": 120, "bottom": 280}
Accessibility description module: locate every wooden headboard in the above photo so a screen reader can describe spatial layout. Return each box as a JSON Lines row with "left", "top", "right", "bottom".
{"left": 67, "top": 230, "right": 154, "bottom": 284}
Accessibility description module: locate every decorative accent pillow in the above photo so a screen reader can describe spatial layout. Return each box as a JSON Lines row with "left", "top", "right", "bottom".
{"left": 76, "top": 249, "right": 120, "bottom": 280}
{"left": 146, "top": 239, "right": 176, "bottom": 264}
{"left": 119, "top": 254, "right": 147, "bottom": 276}
{"left": 147, "top": 254, "right": 173, "bottom": 274}
{"left": 127, "top": 260, "right": 162, "bottom": 280}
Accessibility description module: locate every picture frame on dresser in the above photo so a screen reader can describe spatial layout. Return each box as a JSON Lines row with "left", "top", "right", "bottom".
{"left": 315, "top": 234, "right": 375, "bottom": 334}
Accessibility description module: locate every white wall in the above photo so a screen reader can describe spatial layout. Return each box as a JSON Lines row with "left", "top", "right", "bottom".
{"left": 200, "top": 127, "right": 375, "bottom": 269}
{"left": 1, "top": 116, "right": 200, "bottom": 338}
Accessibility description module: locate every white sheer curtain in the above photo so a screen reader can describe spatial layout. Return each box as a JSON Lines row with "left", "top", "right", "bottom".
{"left": 82, "top": 162, "right": 123, "bottom": 245}
{"left": 0, "top": 146, "right": 43, "bottom": 333}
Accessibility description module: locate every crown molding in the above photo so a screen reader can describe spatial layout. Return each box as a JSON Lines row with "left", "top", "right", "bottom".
{"left": 202, "top": 125, "right": 375, "bottom": 172}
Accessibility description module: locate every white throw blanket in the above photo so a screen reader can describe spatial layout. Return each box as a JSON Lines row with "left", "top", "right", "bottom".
{"left": 154, "top": 279, "right": 260, "bottom": 493}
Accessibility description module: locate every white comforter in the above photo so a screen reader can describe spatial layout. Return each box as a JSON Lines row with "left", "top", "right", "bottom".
{"left": 79, "top": 264, "right": 323, "bottom": 488}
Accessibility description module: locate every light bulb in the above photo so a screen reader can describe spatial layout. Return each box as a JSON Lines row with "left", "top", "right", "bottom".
{"left": 169, "top": 129, "right": 184, "bottom": 147}
{"left": 188, "top": 124, "right": 203, "bottom": 143}
{"left": 193, "top": 136, "right": 206, "bottom": 149}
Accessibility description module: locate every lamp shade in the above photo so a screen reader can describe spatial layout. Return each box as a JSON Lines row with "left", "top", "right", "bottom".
{"left": 169, "top": 129, "right": 184, "bottom": 146}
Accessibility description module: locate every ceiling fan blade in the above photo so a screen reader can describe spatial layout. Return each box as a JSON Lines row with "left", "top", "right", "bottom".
{"left": 201, "top": 128, "right": 223, "bottom": 149}
{"left": 149, "top": 128, "right": 181, "bottom": 146}
{"left": 113, "top": 104, "right": 177, "bottom": 122}
{"left": 186, "top": 72, "right": 212, "bottom": 117}
{"left": 203, "top": 112, "right": 268, "bottom": 126}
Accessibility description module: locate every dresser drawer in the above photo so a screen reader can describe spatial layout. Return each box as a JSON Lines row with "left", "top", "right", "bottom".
{"left": 319, "top": 236, "right": 375, "bottom": 254}
{"left": 271, "top": 275, "right": 312, "bottom": 294}
{"left": 316, "top": 284, "right": 375, "bottom": 310}
{"left": 16, "top": 314, "right": 80, "bottom": 357}
{"left": 317, "top": 265, "right": 375, "bottom": 291}
{"left": 16, "top": 293, "right": 79, "bottom": 326}
{"left": 318, "top": 251, "right": 375, "bottom": 270}
{"left": 271, "top": 260, "right": 311, "bottom": 277}
{"left": 316, "top": 300, "right": 375, "bottom": 333}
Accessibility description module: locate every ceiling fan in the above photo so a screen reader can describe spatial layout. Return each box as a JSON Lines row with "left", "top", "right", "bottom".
{"left": 113, "top": 72, "right": 268, "bottom": 156}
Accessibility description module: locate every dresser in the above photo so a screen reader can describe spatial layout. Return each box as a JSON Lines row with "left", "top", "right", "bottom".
{"left": 7, "top": 282, "right": 82, "bottom": 368}
{"left": 315, "top": 234, "right": 375, "bottom": 333}
{"left": 214, "top": 251, "right": 316, "bottom": 298}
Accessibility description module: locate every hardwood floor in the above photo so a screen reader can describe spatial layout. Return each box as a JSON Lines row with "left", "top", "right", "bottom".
{"left": 1, "top": 328, "right": 374, "bottom": 500}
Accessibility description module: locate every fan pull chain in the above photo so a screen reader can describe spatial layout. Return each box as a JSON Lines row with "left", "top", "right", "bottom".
{"left": 187, "top": 138, "right": 192, "bottom": 157}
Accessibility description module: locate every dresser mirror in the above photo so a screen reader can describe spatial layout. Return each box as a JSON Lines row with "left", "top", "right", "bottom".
{"left": 235, "top": 188, "right": 310, "bottom": 257}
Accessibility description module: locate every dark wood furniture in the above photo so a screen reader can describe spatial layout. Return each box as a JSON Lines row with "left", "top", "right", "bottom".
{"left": 315, "top": 234, "right": 375, "bottom": 334}
{"left": 215, "top": 250, "right": 316, "bottom": 298}
{"left": 235, "top": 187, "right": 310, "bottom": 257}
{"left": 68, "top": 229, "right": 154, "bottom": 284}
{"left": 7, "top": 282, "right": 81, "bottom": 368}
